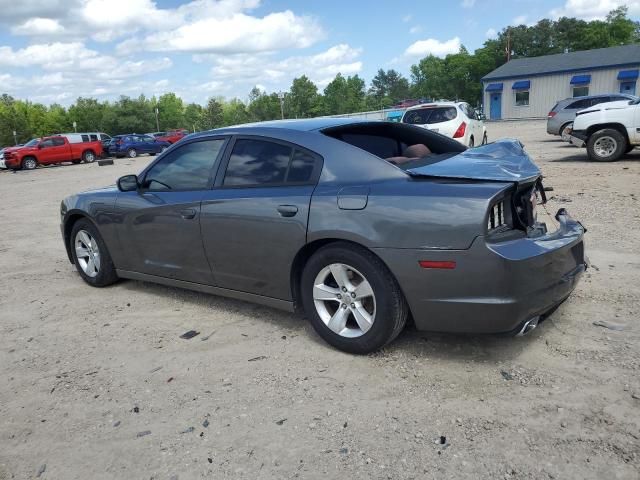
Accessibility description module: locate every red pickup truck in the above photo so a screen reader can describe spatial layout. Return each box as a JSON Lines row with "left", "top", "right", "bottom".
{"left": 2, "top": 136, "right": 103, "bottom": 170}
{"left": 155, "top": 129, "right": 189, "bottom": 144}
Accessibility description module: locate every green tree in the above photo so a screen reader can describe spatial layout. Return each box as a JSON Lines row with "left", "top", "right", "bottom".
{"left": 368, "top": 69, "right": 410, "bottom": 107}
{"left": 247, "top": 87, "right": 282, "bottom": 121}
{"left": 68, "top": 97, "right": 105, "bottom": 132}
{"left": 222, "top": 99, "right": 249, "bottom": 126}
{"left": 323, "top": 73, "right": 366, "bottom": 115}
{"left": 157, "top": 92, "right": 184, "bottom": 130}
{"left": 288, "top": 75, "right": 321, "bottom": 118}
{"left": 184, "top": 103, "right": 204, "bottom": 132}
{"left": 201, "top": 98, "right": 224, "bottom": 129}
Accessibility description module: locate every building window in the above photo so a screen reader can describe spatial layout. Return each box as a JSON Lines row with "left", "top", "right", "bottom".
{"left": 573, "top": 86, "right": 589, "bottom": 97}
{"left": 515, "top": 90, "right": 529, "bottom": 106}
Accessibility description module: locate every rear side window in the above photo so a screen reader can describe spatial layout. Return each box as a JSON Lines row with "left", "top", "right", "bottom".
{"left": 566, "top": 98, "right": 591, "bottom": 110}
{"left": 144, "top": 139, "right": 226, "bottom": 191}
{"left": 81, "top": 134, "right": 90, "bottom": 142}
{"left": 223, "top": 139, "right": 292, "bottom": 186}
{"left": 52, "top": 137, "right": 65, "bottom": 146}
{"left": 89, "top": 134, "right": 98, "bottom": 141}
{"left": 340, "top": 134, "right": 400, "bottom": 158}
{"left": 287, "top": 150, "right": 316, "bottom": 183}
{"left": 403, "top": 107, "right": 457, "bottom": 125}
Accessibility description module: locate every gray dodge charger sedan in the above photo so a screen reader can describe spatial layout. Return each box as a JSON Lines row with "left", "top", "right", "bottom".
{"left": 60, "top": 118, "right": 586, "bottom": 353}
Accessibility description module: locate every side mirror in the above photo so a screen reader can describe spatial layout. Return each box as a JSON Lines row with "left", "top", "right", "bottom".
{"left": 117, "top": 174, "right": 139, "bottom": 192}
{"left": 38, "top": 144, "right": 43, "bottom": 149}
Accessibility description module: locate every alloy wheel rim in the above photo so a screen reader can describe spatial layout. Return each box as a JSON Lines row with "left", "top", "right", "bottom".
{"left": 25, "top": 159, "right": 36, "bottom": 169}
{"left": 312, "top": 263, "right": 376, "bottom": 338}
{"left": 594, "top": 136, "right": 617, "bottom": 157}
{"left": 129, "top": 149, "right": 137, "bottom": 158}
{"left": 85, "top": 153, "right": 95, "bottom": 162}
{"left": 75, "top": 230, "right": 100, "bottom": 278}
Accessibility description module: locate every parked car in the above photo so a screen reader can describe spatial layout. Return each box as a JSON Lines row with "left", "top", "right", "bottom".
{"left": 108, "top": 134, "right": 171, "bottom": 158}
{"left": 60, "top": 118, "right": 586, "bottom": 353}
{"left": 401, "top": 101, "right": 487, "bottom": 147}
{"left": 156, "top": 129, "right": 188, "bottom": 144}
{"left": 569, "top": 97, "right": 639, "bottom": 161}
{"left": 3, "top": 135, "right": 102, "bottom": 170}
{"left": 146, "top": 132, "right": 166, "bottom": 138}
{"left": 547, "top": 94, "right": 637, "bottom": 140}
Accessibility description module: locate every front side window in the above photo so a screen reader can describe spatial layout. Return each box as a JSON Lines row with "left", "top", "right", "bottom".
{"left": 40, "top": 139, "right": 55, "bottom": 148}
{"left": 573, "top": 86, "right": 589, "bottom": 97}
{"left": 223, "top": 139, "right": 292, "bottom": 186}
{"left": 143, "top": 139, "right": 225, "bottom": 191}
{"left": 52, "top": 137, "right": 65, "bottom": 146}
{"left": 515, "top": 91, "right": 529, "bottom": 106}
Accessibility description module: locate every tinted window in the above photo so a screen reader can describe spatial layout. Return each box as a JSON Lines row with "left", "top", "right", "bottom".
{"left": 288, "top": 150, "right": 317, "bottom": 183}
{"left": 144, "top": 139, "right": 225, "bottom": 191}
{"left": 403, "top": 107, "right": 457, "bottom": 125}
{"left": 90, "top": 134, "right": 98, "bottom": 141}
{"left": 566, "top": 98, "right": 591, "bottom": 109}
{"left": 40, "top": 139, "right": 55, "bottom": 148}
{"left": 81, "top": 134, "right": 90, "bottom": 142}
{"left": 100, "top": 134, "right": 110, "bottom": 141}
{"left": 224, "top": 139, "right": 292, "bottom": 186}
{"left": 141, "top": 136, "right": 154, "bottom": 142}
{"left": 52, "top": 137, "right": 65, "bottom": 146}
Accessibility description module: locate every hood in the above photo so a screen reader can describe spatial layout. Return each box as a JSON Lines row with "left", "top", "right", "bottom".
{"left": 578, "top": 100, "right": 632, "bottom": 115}
{"left": 406, "top": 138, "right": 540, "bottom": 183}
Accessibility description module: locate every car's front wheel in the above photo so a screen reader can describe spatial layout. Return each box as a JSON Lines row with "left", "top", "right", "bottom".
{"left": 70, "top": 219, "right": 118, "bottom": 287}
{"left": 587, "top": 129, "right": 626, "bottom": 162}
{"left": 127, "top": 148, "right": 138, "bottom": 158}
{"left": 482, "top": 133, "right": 488, "bottom": 145}
{"left": 300, "top": 242, "right": 408, "bottom": 354}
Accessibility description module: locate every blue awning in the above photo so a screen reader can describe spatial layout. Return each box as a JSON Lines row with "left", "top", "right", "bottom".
{"left": 485, "top": 83, "right": 503, "bottom": 92}
{"left": 512, "top": 80, "right": 530, "bottom": 90}
{"left": 618, "top": 69, "right": 639, "bottom": 80}
{"left": 570, "top": 75, "right": 591, "bottom": 85}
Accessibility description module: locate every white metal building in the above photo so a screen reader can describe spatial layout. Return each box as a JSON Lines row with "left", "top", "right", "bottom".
{"left": 481, "top": 44, "right": 640, "bottom": 120}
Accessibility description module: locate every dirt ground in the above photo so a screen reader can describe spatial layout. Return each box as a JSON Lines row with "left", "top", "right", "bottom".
{"left": 0, "top": 120, "right": 639, "bottom": 480}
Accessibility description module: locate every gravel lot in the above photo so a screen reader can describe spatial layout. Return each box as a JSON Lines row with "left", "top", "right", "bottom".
{"left": 1, "top": 120, "right": 639, "bottom": 480}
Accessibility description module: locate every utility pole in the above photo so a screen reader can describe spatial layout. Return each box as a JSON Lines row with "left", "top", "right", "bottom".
{"left": 13, "top": 130, "right": 17, "bottom": 146}
{"left": 505, "top": 29, "right": 512, "bottom": 62}
{"left": 277, "top": 92, "right": 285, "bottom": 120}
{"left": 73, "top": 121, "right": 77, "bottom": 133}
{"left": 155, "top": 107, "right": 160, "bottom": 131}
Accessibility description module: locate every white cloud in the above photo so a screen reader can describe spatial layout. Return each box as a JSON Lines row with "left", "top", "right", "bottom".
{"left": 404, "top": 37, "right": 461, "bottom": 58}
{"left": 409, "top": 26, "right": 423, "bottom": 34}
{"left": 550, "top": 0, "right": 640, "bottom": 20}
{"left": 11, "top": 18, "right": 64, "bottom": 35}
{"left": 485, "top": 28, "right": 497, "bottom": 38}
{"left": 461, "top": 0, "right": 476, "bottom": 7}
{"left": 402, "top": 14, "right": 413, "bottom": 22}
{"left": 512, "top": 15, "right": 528, "bottom": 25}
{"left": 118, "top": 10, "right": 323, "bottom": 54}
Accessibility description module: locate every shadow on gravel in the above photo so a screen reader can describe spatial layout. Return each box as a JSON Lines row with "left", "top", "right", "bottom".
{"left": 550, "top": 151, "right": 640, "bottom": 163}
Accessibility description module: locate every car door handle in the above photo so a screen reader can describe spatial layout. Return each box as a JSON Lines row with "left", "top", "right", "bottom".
{"left": 277, "top": 205, "right": 298, "bottom": 217}
{"left": 180, "top": 208, "right": 197, "bottom": 220}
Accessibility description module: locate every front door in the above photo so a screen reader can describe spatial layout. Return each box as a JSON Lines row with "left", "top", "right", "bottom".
{"left": 621, "top": 81, "right": 636, "bottom": 96}
{"left": 200, "top": 136, "right": 320, "bottom": 300}
{"left": 114, "top": 138, "right": 227, "bottom": 284}
{"left": 38, "top": 137, "right": 69, "bottom": 164}
{"left": 490, "top": 93, "right": 502, "bottom": 120}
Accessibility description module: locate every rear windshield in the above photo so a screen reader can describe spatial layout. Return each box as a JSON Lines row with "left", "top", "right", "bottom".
{"left": 403, "top": 107, "right": 457, "bottom": 125}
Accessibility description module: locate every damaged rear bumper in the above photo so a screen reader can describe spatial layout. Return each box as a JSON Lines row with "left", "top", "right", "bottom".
{"left": 374, "top": 209, "right": 586, "bottom": 334}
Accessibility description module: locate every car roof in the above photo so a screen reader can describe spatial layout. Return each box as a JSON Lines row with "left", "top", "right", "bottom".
{"left": 404, "top": 101, "right": 462, "bottom": 111}
{"left": 557, "top": 93, "right": 635, "bottom": 105}
{"left": 193, "top": 117, "right": 369, "bottom": 137}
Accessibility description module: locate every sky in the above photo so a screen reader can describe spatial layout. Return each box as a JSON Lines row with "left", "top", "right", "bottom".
{"left": 0, "top": 0, "right": 638, "bottom": 105}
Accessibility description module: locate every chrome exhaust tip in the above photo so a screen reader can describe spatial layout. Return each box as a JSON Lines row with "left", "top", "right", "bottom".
{"left": 516, "top": 316, "right": 540, "bottom": 336}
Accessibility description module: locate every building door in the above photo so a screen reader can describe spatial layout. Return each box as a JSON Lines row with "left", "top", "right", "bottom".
{"left": 490, "top": 93, "right": 501, "bottom": 120}
{"left": 620, "top": 81, "right": 636, "bottom": 96}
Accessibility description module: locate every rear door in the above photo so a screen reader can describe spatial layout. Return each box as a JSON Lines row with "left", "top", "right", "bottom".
{"left": 114, "top": 137, "right": 228, "bottom": 284}
{"left": 200, "top": 136, "right": 321, "bottom": 300}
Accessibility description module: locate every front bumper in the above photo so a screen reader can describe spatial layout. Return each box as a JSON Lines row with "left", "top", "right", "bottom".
{"left": 374, "top": 209, "right": 586, "bottom": 334}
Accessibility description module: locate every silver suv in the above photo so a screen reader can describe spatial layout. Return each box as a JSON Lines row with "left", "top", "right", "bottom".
{"left": 547, "top": 94, "right": 637, "bottom": 139}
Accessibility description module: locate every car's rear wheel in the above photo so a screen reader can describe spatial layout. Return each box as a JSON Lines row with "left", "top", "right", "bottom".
{"left": 587, "top": 129, "right": 626, "bottom": 162}
{"left": 482, "top": 133, "right": 488, "bottom": 145}
{"left": 21, "top": 156, "right": 37, "bottom": 170}
{"left": 127, "top": 148, "right": 138, "bottom": 158}
{"left": 82, "top": 150, "right": 96, "bottom": 163}
{"left": 468, "top": 136, "right": 475, "bottom": 148}
{"left": 300, "top": 242, "right": 408, "bottom": 354}
{"left": 70, "top": 219, "right": 118, "bottom": 287}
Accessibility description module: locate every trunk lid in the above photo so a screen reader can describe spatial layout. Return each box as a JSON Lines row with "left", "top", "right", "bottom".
{"left": 405, "top": 138, "right": 540, "bottom": 183}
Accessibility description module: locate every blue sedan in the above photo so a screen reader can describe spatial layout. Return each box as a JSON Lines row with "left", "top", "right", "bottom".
{"left": 108, "top": 134, "right": 171, "bottom": 158}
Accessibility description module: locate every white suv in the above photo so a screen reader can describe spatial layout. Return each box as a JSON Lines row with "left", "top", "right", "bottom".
{"left": 401, "top": 101, "right": 487, "bottom": 147}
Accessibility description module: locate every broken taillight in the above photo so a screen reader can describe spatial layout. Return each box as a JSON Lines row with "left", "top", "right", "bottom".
{"left": 453, "top": 122, "right": 466, "bottom": 138}
{"left": 488, "top": 200, "right": 508, "bottom": 232}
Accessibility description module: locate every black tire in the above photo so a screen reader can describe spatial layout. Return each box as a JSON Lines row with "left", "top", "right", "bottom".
{"left": 625, "top": 144, "right": 635, "bottom": 154}
{"left": 127, "top": 148, "right": 138, "bottom": 158}
{"left": 72, "top": 159, "right": 81, "bottom": 164}
{"left": 70, "top": 218, "right": 118, "bottom": 287}
{"left": 468, "top": 136, "right": 475, "bottom": 148}
{"left": 300, "top": 242, "right": 408, "bottom": 354}
{"left": 482, "top": 133, "right": 488, "bottom": 145}
{"left": 586, "top": 129, "right": 626, "bottom": 162}
{"left": 82, "top": 150, "right": 96, "bottom": 163}
{"left": 21, "top": 156, "right": 38, "bottom": 170}
{"left": 149, "top": 152, "right": 156, "bottom": 156}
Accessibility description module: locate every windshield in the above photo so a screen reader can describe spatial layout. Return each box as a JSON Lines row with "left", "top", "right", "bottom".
{"left": 403, "top": 107, "right": 457, "bottom": 125}
{"left": 24, "top": 139, "right": 39, "bottom": 147}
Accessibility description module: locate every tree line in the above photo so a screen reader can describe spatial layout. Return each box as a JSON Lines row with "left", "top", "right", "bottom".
{"left": 1, "top": 7, "right": 637, "bottom": 146}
